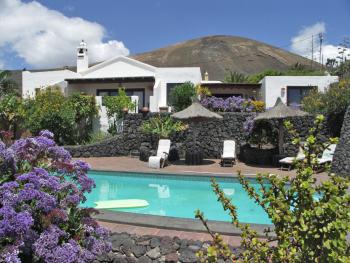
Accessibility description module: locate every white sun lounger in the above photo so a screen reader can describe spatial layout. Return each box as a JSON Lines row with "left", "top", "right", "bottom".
{"left": 148, "top": 139, "right": 171, "bottom": 169}
{"left": 279, "top": 147, "right": 305, "bottom": 170}
{"left": 220, "top": 140, "right": 236, "bottom": 167}
{"left": 317, "top": 144, "right": 336, "bottom": 165}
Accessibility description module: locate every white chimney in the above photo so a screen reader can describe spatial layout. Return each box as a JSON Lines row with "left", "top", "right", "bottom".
{"left": 77, "top": 40, "right": 89, "bottom": 73}
{"left": 204, "top": 71, "right": 209, "bottom": 81}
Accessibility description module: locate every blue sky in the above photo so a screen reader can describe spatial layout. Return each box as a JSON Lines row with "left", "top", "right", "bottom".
{"left": 1, "top": 0, "right": 349, "bottom": 69}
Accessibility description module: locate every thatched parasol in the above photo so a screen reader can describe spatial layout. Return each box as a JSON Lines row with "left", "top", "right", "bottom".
{"left": 171, "top": 101, "right": 223, "bottom": 120}
{"left": 254, "top": 98, "right": 308, "bottom": 154}
{"left": 172, "top": 101, "right": 222, "bottom": 163}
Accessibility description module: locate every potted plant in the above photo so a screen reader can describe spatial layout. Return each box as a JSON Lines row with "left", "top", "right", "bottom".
{"left": 243, "top": 118, "right": 278, "bottom": 165}
{"left": 103, "top": 88, "right": 135, "bottom": 135}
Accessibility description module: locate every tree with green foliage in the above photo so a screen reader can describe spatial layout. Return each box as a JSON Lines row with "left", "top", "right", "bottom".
{"left": 196, "top": 115, "right": 350, "bottom": 262}
{"left": 169, "top": 82, "right": 196, "bottom": 112}
{"left": 141, "top": 114, "right": 186, "bottom": 139}
{"left": 24, "top": 88, "right": 76, "bottom": 144}
{"left": 0, "top": 70, "right": 18, "bottom": 97}
{"left": 24, "top": 87, "right": 98, "bottom": 145}
{"left": 103, "top": 88, "right": 136, "bottom": 135}
{"left": 224, "top": 71, "right": 250, "bottom": 83}
{"left": 248, "top": 69, "right": 284, "bottom": 83}
{"left": 0, "top": 94, "right": 25, "bottom": 137}
{"left": 302, "top": 80, "right": 350, "bottom": 137}
{"left": 248, "top": 65, "right": 326, "bottom": 84}
{"left": 68, "top": 92, "right": 99, "bottom": 143}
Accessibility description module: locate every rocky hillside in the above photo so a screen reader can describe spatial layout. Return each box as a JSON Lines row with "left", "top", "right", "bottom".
{"left": 132, "top": 35, "right": 314, "bottom": 81}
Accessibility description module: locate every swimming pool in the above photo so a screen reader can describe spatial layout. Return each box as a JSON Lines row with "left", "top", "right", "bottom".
{"left": 82, "top": 171, "right": 271, "bottom": 224}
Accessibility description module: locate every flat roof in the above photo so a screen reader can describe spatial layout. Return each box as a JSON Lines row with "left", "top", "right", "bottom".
{"left": 65, "top": 76, "right": 155, "bottom": 83}
{"left": 201, "top": 82, "right": 261, "bottom": 88}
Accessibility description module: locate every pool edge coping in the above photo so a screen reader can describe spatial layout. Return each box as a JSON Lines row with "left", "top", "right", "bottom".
{"left": 94, "top": 210, "right": 275, "bottom": 238}
{"left": 89, "top": 168, "right": 259, "bottom": 179}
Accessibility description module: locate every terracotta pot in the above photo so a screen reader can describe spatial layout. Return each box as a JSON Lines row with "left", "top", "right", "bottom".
{"left": 141, "top": 107, "right": 149, "bottom": 113}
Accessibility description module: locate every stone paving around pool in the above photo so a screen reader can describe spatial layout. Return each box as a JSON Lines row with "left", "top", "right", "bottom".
{"left": 78, "top": 156, "right": 328, "bottom": 181}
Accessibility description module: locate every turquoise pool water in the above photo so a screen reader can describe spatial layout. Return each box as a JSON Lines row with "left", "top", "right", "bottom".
{"left": 82, "top": 171, "right": 271, "bottom": 224}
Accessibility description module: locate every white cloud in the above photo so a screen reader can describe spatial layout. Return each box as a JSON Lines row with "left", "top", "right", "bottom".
{"left": 0, "top": 0, "right": 129, "bottom": 68}
{"left": 291, "top": 22, "right": 349, "bottom": 64}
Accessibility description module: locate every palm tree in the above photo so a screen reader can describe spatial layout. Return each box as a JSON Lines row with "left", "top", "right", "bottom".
{"left": 224, "top": 71, "right": 250, "bottom": 83}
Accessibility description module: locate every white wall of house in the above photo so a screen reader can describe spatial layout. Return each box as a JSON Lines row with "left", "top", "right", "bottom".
{"left": 261, "top": 76, "right": 339, "bottom": 108}
{"left": 153, "top": 67, "right": 202, "bottom": 109}
{"left": 22, "top": 69, "right": 78, "bottom": 98}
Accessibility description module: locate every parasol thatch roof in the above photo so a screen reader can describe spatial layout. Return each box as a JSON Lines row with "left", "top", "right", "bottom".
{"left": 254, "top": 98, "right": 308, "bottom": 121}
{"left": 172, "top": 102, "right": 223, "bottom": 120}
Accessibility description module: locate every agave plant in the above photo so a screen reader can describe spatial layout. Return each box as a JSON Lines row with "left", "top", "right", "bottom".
{"left": 141, "top": 115, "right": 186, "bottom": 139}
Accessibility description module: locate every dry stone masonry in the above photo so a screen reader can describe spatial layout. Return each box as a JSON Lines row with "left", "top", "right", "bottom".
{"left": 65, "top": 113, "right": 324, "bottom": 160}
{"left": 332, "top": 106, "right": 350, "bottom": 176}
{"left": 95, "top": 232, "right": 242, "bottom": 263}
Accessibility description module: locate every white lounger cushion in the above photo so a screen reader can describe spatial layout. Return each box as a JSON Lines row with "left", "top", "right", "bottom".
{"left": 221, "top": 140, "right": 236, "bottom": 159}
{"left": 148, "top": 139, "right": 171, "bottom": 169}
{"left": 279, "top": 147, "right": 305, "bottom": 164}
{"left": 317, "top": 144, "right": 336, "bottom": 164}
{"left": 148, "top": 156, "right": 162, "bottom": 169}
{"left": 156, "top": 139, "right": 171, "bottom": 157}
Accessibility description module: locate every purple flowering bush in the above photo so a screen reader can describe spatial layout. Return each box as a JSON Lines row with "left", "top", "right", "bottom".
{"left": 0, "top": 130, "right": 111, "bottom": 262}
{"left": 201, "top": 96, "right": 260, "bottom": 112}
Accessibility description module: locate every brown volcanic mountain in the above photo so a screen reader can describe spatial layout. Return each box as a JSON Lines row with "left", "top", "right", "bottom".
{"left": 132, "top": 35, "right": 314, "bottom": 81}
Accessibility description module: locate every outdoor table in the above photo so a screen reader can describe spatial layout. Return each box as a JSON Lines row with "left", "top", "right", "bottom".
{"left": 185, "top": 149, "right": 203, "bottom": 165}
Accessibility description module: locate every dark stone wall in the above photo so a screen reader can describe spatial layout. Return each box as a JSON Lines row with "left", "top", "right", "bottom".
{"left": 65, "top": 113, "right": 322, "bottom": 159}
{"left": 97, "top": 232, "right": 242, "bottom": 262}
{"left": 332, "top": 106, "right": 350, "bottom": 176}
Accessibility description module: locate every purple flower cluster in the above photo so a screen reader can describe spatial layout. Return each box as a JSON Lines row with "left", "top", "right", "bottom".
{"left": 0, "top": 141, "right": 15, "bottom": 175}
{"left": 201, "top": 96, "right": 256, "bottom": 112}
{"left": 0, "top": 131, "right": 111, "bottom": 262}
{"left": 243, "top": 115, "right": 256, "bottom": 135}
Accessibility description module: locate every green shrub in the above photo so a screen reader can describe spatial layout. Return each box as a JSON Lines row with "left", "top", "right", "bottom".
{"left": 24, "top": 88, "right": 75, "bottom": 144}
{"left": 196, "top": 115, "right": 350, "bottom": 262}
{"left": 302, "top": 80, "right": 350, "bottom": 137}
{"left": 84, "top": 131, "right": 112, "bottom": 144}
{"left": 104, "top": 88, "right": 136, "bottom": 135}
{"left": 0, "top": 94, "right": 25, "bottom": 136}
{"left": 248, "top": 69, "right": 284, "bottom": 83}
{"left": 141, "top": 114, "right": 186, "bottom": 139}
{"left": 169, "top": 82, "right": 196, "bottom": 112}
{"left": 248, "top": 65, "right": 326, "bottom": 84}
{"left": 24, "top": 88, "right": 97, "bottom": 145}
{"left": 224, "top": 71, "right": 250, "bottom": 83}
{"left": 0, "top": 70, "right": 18, "bottom": 97}
{"left": 68, "top": 92, "right": 98, "bottom": 143}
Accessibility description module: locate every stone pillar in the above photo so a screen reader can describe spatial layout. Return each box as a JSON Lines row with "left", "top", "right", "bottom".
{"left": 331, "top": 106, "right": 350, "bottom": 176}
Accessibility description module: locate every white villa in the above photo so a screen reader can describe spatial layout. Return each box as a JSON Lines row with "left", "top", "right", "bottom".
{"left": 22, "top": 41, "right": 202, "bottom": 111}
{"left": 19, "top": 41, "right": 339, "bottom": 131}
